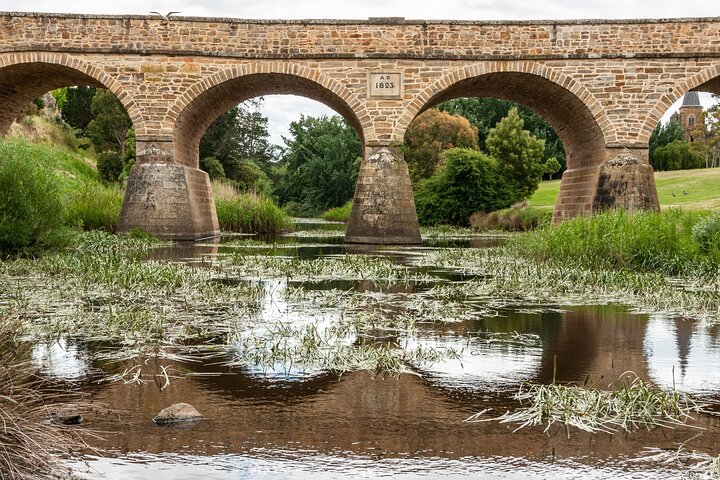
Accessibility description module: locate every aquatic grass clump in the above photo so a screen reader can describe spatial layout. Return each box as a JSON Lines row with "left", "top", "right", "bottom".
{"left": 0, "top": 234, "right": 265, "bottom": 359}
{"left": 224, "top": 253, "right": 422, "bottom": 284}
{"left": 0, "top": 321, "right": 86, "bottom": 479}
{"left": 639, "top": 446, "right": 720, "bottom": 479}
{"left": 214, "top": 184, "right": 291, "bottom": 234}
{"left": 320, "top": 201, "right": 352, "bottom": 222}
{"left": 511, "top": 209, "right": 717, "bottom": 277}
{"left": 468, "top": 373, "right": 707, "bottom": 436}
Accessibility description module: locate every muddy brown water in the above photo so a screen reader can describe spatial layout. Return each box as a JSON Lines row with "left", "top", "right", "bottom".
{"left": 29, "top": 224, "right": 720, "bottom": 479}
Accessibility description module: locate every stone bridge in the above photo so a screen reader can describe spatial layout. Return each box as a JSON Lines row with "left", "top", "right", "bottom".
{"left": 1, "top": 13, "right": 719, "bottom": 243}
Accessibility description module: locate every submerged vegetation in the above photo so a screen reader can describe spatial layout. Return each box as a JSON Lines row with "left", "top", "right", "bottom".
{"left": 468, "top": 372, "right": 709, "bottom": 435}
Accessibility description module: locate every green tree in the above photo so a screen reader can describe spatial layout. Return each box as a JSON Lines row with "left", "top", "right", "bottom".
{"left": 200, "top": 100, "right": 278, "bottom": 192}
{"left": 543, "top": 157, "right": 562, "bottom": 180}
{"left": 689, "top": 107, "right": 720, "bottom": 168}
{"left": 200, "top": 157, "right": 226, "bottom": 180}
{"left": 439, "top": 97, "right": 566, "bottom": 170}
{"left": 200, "top": 100, "right": 277, "bottom": 166}
{"left": 54, "top": 86, "right": 97, "bottom": 132}
{"left": 274, "top": 115, "right": 362, "bottom": 215}
{"left": 649, "top": 120, "right": 684, "bottom": 170}
{"left": 485, "top": 107, "right": 546, "bottom": 200}
{"left": 414, "top": 148, "right": 515, "bottom": 226}
{"left": 652, "top": 140, "right": 703, "bottom": 171}
{"left": 86, "top": 89, "right": 133, "bottom": 160}
{"left": 403, "top": 109, "right": 478, "bottom": 182}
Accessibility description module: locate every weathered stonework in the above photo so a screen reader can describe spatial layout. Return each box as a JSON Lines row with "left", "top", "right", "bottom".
{"left": 592, "top": 150, "right": 660, "bottom": 212}
{"left": 1, "top": 13, "right": 719, "bottom": 241}
{"left": 117, "top": 163, "right": 219, "bottom": 240}
{"left": 346, "top": 146, "right": 421, "bottom": 244}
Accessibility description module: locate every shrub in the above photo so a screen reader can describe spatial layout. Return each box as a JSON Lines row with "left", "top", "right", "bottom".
{"left": 321, "top": 201, "right": 352, "bottom": 222}
{"left": 281, "top": 200, "right": 316, "bottom": 218}
{"left": 470, "top": 202, "right": 552, "bottom": 232}
{"left": 691, "top": 212, "right": 720, "bottom": 253}
{"left": 214, "top": 182, "right": 290, "bottom": 233}
{"left": 0, "top": 146, "right": 68, "bottom": 256}
{"left": 414, "top": 148, "right": 515, "bottom": 226}
{"left": 65, "top": 181, "right": 123, "bottom": 232}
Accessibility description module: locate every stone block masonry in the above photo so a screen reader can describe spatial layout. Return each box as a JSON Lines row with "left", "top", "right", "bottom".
{"left": 1, "top": 13, "right": 719, "bottom": 241}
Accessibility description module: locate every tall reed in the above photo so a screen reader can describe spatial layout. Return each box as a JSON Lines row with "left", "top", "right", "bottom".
{"left": 213, "top": 182, "right": 290, "bottom": 234}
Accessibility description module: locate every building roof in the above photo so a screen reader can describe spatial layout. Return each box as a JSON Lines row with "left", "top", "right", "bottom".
{"left": 681, "top": 91, "right": 702, "bottom": 107}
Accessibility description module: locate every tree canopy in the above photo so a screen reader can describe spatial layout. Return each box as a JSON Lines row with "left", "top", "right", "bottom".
{"left": 438, "top": 97, "right": 566, "bottom": 170}
{"left": 274, "top": 114, "right": 362, "bottom": 215}
{"left": 403, "top": 109, "right": 478, "bottom": 182}
{"left": 486, "top": 107, "right": 546, "bottom": 201}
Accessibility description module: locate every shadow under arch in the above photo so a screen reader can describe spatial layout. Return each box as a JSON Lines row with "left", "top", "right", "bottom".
{"left": 171, "top": 65, "right": 369, "bottom": 168}
{"left": 0, "top": 53, "right": 143, "bottom": 135}
{"left": 640, "top": 64, "right": 720, "bottom": 146}
{"left": 398, "top": 65, "right": 610, "bottom": 220}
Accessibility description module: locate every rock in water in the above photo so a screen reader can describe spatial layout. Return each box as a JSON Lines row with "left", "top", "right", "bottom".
{"left": 50, "top": 405, "right": 83, "bottom": 425}
{"left": 153, "top": 403, "right": 204, "bottom": 425}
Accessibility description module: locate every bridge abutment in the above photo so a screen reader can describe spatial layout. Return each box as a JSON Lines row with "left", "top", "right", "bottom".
{"left": 117, "top": 139, "right": 220, "bottom": 240}
{"left": 345, "top": 145, "right": 421, "bottom": 244}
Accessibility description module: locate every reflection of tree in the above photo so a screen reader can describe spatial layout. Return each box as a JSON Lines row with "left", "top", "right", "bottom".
{"left": 674, "top": 318, "right": 694, "bottom": 381}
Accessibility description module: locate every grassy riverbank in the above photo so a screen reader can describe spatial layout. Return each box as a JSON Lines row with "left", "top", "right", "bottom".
{"left": 1, "top": 127, "right": 290, "bottom": 256}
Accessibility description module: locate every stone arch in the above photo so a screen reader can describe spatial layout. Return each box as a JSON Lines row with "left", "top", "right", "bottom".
{"left": 0, "top": 52, "right": 143, "bottom": 135}
{"left": 641, "top": 64, "right": 720, "bottom": 145}
{"left": 170, "top": 63, "right": 371, "bottom": 168}
{"left": 397, "top": 62, "right": 611, "bottom": 171}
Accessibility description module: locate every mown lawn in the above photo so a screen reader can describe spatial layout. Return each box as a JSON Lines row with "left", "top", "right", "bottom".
{"left": 529, "top": 167, "right": 720, "bottom": 211}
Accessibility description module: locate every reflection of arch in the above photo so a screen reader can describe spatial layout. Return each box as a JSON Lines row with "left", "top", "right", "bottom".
{"left": 171, "top": 63, "right": 370, "bottom": 168}
{"left": 642, "top": 64, "right": 720, "bottom": 145}
{"left": 0, "top": 52, "right": 142, "bottom": 135}
{"left": 397, "top": 62, "right": 610, "bottom": 170}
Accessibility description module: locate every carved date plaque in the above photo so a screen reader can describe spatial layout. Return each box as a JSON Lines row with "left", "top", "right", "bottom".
{"left": 368, "top": 72, "right": 403, "bottom": 99}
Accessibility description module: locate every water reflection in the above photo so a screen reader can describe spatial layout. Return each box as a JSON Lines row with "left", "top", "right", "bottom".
{"left": 31, "top": 338, "right": 93, "bottom": 381}
{"left": 645, "top": 315, "right": 720, "bottom": 393}
{"left": 23, "top": 224, "right": 720, "bottom": 479}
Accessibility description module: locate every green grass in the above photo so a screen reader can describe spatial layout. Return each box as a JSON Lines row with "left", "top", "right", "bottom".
{"left": 0, "top": 138, "right": 99, "bottom": 189}
{"left": 527, "top": 179, "right": 561, "bottom": 210}
{"left": 320, "top": 201, "right": 352, "bottom": 222}
{"left": 511, "top": 209, "right": 719, "bottom": 277}
{"left": 215, "top": 190, "right": 291, "bottom": 234}
{"left": 65, "top": 181, "right": 124, "bottom": 232}
{"left": 529, "top": 167, "right": 720, "bottom": 211}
